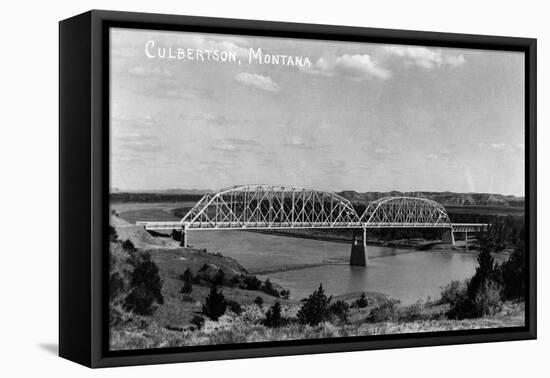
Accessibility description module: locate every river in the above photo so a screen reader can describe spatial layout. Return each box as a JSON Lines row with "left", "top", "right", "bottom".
{"left": 187, "top": 230, "right": 489, "bottom": 305}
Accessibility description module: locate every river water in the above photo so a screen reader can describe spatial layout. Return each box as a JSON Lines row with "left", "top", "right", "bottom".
{"left": 188, "top": 230, "right": 486, "bottom": 304}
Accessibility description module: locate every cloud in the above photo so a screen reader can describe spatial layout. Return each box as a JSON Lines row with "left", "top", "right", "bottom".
{"left": 127, "top": 65, "right": 173, "bottom": 78}
{"left": 306, "top": 54, "right": 392, "bottom": 81}
{"left": 384, "top": 46, "right": 466, "bottom": 69}
{"left": 234, "top": 72, "right": 280, "bottom": 93}
{"left": 477, "top": 142, "right": 523, "bottom": 153}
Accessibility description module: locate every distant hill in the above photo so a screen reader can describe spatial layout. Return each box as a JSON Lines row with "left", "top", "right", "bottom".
{"left": 110, "top": 189, "right": 524, "bottom": 208}
{"left": 337, "top": 191, "right": 524, "bottom": 207}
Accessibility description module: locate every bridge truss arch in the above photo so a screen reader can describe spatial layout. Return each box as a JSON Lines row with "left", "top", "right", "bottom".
{"left": 360, "top": 196, "right": 452, "bottom": 228}
{"left": 181, "top": 184, "right": 360, "bottom": 229}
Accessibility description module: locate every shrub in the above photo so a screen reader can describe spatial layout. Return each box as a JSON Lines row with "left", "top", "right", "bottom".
{"left": 366, "top": 299, "right": 399, "bottom": 323}
{"left": 398, "top": 301, "right": 436, "bottom": 322}
{"left": 109, "top": 271, "right": 125, "bottom": 300}
{"left": 467, "top": 250, "right": 499, "bottom": 300}
{"left": 439, "top": 280, "right": 467, "bottom": 305}
{"left": 180, "top": 268, "right": 193, "bottom": 294}
{"left": 330, "top": 300, "right": 350, "bottom": 322}
{"left": 190, "top": 315, "right": 205, "bottom": 330}
{"left": 446, "top": 250, "right": 504, "bottom": 319}
{"left": 262, "top": 279, "right": 279, "bottom": 297}
{"left": 263, "top": 301, "right": 284, "bottom": 328}
{"left": 500, "top": 236, "right": 526, "bottom": 300}
{"left": 123, "top": 252, "right": 164, "bottom": 316}
{"left": 354, "top": 293, "right": 369, "bottom": 308}
{"left": 199, "top": 263, "right": 209, "bottom": 272}
{"left": 122, "top": 239, "right": 136, "bottom": 253}
{"left": 229, "top": 275, "right": 241, "bottom": 286}
{"left": 109, "top": 225, "right": 118, "bottom": 242}
{"left": 226, "top": 299, "right": 243, "bottom": 315}
{"left": 280, "top": 289, "right": 290, "bottom": 299}
{"left": 201, "top": 286, "right": 227, "bottom": 320}
{"left": 213, "top": 269, "right": 226, "bottom": 286}
{"left": 243, "top": 275, "right": 262, "bottom": 290}
{"left": 473, "top": 280, "right": 502, "bottom": 316}
{"left": 181, "top": 294, "right": 194, "bottom": 303}
{"left": 297, "top": 284, "right": 332, "bottom": 326}
{"left": 254, "top": 296, "right": 264, "bottom": 307}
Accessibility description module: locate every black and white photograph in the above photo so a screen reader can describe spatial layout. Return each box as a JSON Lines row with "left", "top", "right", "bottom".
{"left": 107, "top": 26, "right": 528, "bottom": 351}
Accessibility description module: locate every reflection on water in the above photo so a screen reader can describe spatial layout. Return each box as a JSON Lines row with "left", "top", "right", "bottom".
{"left": 189, "top": 230, "right": 481, "bottom": 305}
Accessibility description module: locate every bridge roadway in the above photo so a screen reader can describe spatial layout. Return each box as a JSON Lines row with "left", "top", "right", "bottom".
{"left": 138, "top": 221, "right": 486, "bottom": 232}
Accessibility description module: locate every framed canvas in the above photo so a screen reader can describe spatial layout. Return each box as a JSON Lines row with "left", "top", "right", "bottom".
{"left": 59, "top": 10, "right": 537, "bottom": 368}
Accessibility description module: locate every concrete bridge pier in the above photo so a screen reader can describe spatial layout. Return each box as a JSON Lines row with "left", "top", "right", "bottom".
{"left": 350, "top": 227, "right": 368, "bottom": 267}
{"left": 179, "top": 226, "right": 188, "bottom": 248}
{"left": 442, "top": 228, "right": 456, "bottom": 247}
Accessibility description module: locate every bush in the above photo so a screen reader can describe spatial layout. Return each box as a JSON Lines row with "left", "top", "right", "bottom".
{"left": 213, "top": 269, "right": 226, "bottom": 286}
{"left": 297, "top": 284, "right": 332, "bottom": 326}
{"left": 263, "top": 301, "right": 284, "bottom": 328}
{"left": 243, "top": 275, "right": 262, "bottom": 290}
{"left": 398, "top": 301, "right": 436, "bottom": 322}
{"left": 181, "top": 294, "right": 194, "bottom": 303}
{"left": 280, "top": 289, "right": 290, "bottom": 299}
{"left": 366, "top": 299, "right": 399, "bottom": 323}
{"left": 330, "top": 300, "right": 350, "bottom": 322}
{"left": 109, "top": 225, "right": 118, "bottom": 242}
{"left": 226, "top": 299, "right": 243, "bottom": 315}
{"left": 500, "top": 236, "right": 526, "bottom": 300}
{"left": 180, "top": 268, "right": 193, "bottom": 294}
{"left": 190, "top": 315, "right": 205, "bottom": 330}
{"left": 229, "top": 275, "right": 241, "bottom": 286}
{"left": 439, "top": 280, "right": 467, "bottom": 305}
{"left": 262, "top": 279, "right": 279, "bottom": 297}
{"left": 201, "top": 286, "right": 227, "bottom": 320}
{"left": 473, "top": 280, "right": 502, "bottom": 316}
{"left": 254, "top": 296, "right": 264, "bottom": 307}
{"left": 354, "top": 293, "right": 369, "bottom": 308}
{"left": 446, "top": 250, "right": 504, "bottom": 319}
{"left": 109, "top": 271, "right": 125, "bottom": 300}
{"left": 199, "top": 263, "right": 209, "bottom": 272}
{"left": 122, "top": 239, "right": 136, "bottom": 253}
{"left": 123, "top": 252, "right": 164, "bottom": 315}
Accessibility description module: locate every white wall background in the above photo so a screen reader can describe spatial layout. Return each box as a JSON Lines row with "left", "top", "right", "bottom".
{"left": 0, "top": 0, "right": 546, "bottom": 375}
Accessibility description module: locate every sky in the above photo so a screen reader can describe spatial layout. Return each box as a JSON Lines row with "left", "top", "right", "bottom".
{"left": 110, "top": 28, "right": 525, "bottom": 196}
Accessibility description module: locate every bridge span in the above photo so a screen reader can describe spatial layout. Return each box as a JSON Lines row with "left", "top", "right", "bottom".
{"left": 137, "top": 185, "right": 488, "bottom": 266}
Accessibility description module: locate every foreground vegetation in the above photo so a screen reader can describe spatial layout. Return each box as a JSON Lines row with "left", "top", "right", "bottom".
{"left": 109, "top": 214, "right": 526, "bottom": 351}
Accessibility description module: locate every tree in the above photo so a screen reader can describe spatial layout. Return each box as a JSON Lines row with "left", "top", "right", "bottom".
{"left": 297, "top": 284, "right": 332, "bottom": 326}
{"left": 500, "top": 235, "right": 526, "bottom": 300}
{"left": 201, "top": 286, "right": 227, "bottom": 320}
{"left": 254, "top": 296, "right": 264, "bottom": 307}
{"left": 180, "top": 267, "right": 193, "bottom": 294}
{"left": 354, "top": 293, "right": 369, "bottom": 308}
{"left": 264, "top": 301, "right": 284, "bottom": 328}
{"left": 243, "top": 275, "right": 262, "bottom": 290}
{"left": 466, "top": 249, "right": 498, "bottom": 299}
{"left": 262, "top": 278, "right": 279, "bottom": 297}
{"left": 213, "top": 269, "right": 225, "bottom": 286}
{"left": 330, "top": 300, "right": 350, "bottom": 322}
{"left": 109, "top": 225, "right": 118, "bottom": 242}
{"left": 447, "top": 249, "right": 503, "bottom": 319}
{"left": 124, "top": 252, "right": 164, "bottom": 315}
{"left": 121, "top": 239, "right": 136, "bottom": 253}
{"left": 226, "top": 299, "right": 243, "bottom": 314}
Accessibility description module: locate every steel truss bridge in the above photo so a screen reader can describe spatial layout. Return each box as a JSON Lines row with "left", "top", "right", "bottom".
{"left": 139, "top": 185, "right": 487, "bottom": 258}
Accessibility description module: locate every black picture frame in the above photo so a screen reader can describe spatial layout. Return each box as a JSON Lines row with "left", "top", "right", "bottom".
{"left": 59, "top": 9, "right": 537, "bottom": 368}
